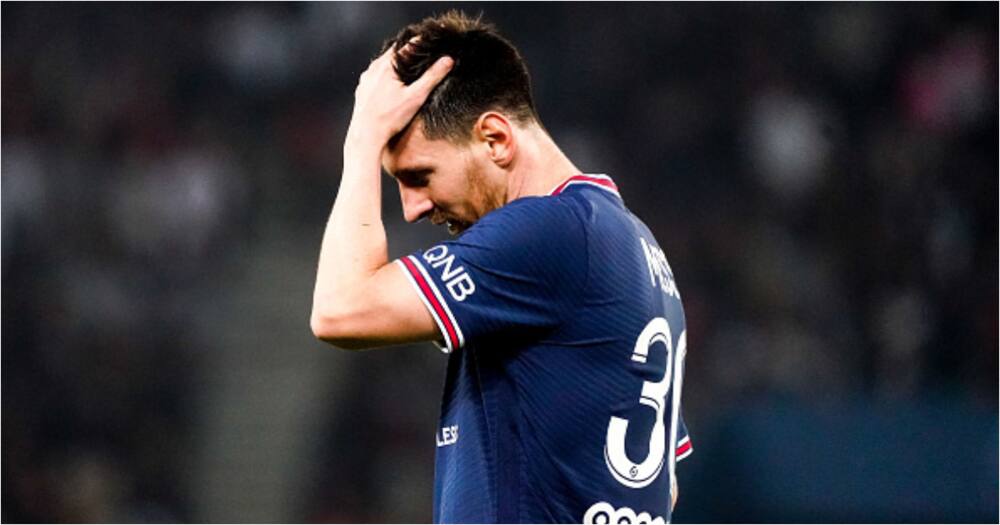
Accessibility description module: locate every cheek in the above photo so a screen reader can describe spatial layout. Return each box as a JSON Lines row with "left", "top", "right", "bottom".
{"left": 431, "top": 170, "right": 470, "bottom": 205}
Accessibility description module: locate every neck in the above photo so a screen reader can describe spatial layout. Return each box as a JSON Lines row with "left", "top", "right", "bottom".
{"left": 505, "top": 125, "right": 582, "bottom": 202}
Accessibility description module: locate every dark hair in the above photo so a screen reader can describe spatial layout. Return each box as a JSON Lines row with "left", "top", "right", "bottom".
{"left": 384, "top": 11, "right": 539, "bottom": 143}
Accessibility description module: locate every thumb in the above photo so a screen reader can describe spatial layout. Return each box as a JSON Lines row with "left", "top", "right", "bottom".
{"left": 410, "top": 56, "right": 454, "bottom": 96}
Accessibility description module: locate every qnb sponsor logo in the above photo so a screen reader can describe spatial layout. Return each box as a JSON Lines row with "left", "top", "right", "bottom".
{"left": 583, "top": 502, "right": 666, "bottom": 525}
{"left": 423, "top": 245, "right": 476, "bottom": 302}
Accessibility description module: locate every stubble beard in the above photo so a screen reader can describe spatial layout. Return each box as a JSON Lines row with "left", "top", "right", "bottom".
{"left": 434, "top": 165, "right": 504, "bottom": 236}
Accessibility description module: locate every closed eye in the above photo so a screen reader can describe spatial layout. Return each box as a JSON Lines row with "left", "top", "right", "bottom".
{"left": 390, "top": 168, "right": 433, "bottom": 188}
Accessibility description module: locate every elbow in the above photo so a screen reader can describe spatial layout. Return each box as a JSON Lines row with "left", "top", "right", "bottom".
{"left": 310, "top": 306, "right": 371, "bottom": 350}
{"left": 310, "top": 311, "right": 335, "bottom": 342}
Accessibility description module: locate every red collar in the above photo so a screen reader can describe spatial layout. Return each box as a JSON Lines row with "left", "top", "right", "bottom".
{"left": 548, "top": 173, "right": 620, "bottom": 197}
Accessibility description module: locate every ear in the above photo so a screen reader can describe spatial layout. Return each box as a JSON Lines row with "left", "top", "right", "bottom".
{"left": 473, "top": 112, "right": 516, "bottom": 168}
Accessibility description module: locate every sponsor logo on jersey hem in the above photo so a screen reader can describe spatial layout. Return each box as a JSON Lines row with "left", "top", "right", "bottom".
{"left": 583, "top": 501, "right": 665, "bottom": 525}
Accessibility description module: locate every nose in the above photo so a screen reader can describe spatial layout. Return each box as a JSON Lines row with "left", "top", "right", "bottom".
{"left": 399, "top": 182, "right": 434, "bottom": 223}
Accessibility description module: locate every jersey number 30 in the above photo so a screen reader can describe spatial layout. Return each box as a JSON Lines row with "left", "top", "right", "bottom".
{"left": 604, "top": 317, "right": 686, "bottom": 489}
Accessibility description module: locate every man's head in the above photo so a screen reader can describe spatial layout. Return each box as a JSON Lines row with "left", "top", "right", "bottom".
{"left": 385, "top": 10, "right": 538, "bottom": 143}
{"left": 380, "top": 11, "right": 542, "bottom": 234}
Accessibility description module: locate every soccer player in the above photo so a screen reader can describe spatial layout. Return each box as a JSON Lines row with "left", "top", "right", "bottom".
{"left": 311, "top": 11, "right": 693, "bottom": 524}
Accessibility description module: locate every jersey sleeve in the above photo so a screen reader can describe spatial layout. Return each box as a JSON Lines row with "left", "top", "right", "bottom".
{"left": 675, "top": 415, "right": 693, "bottom": 462}
{"left": 395, "top": 197, "right": 588, "bottom": 353}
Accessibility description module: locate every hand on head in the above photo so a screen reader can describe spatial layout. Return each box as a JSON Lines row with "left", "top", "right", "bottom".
{"left": 347, "top": 43, "right": 453, "bottom": 148}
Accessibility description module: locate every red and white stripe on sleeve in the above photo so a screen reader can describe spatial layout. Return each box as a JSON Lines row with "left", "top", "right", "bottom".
{"left": 396, "top": 255, "right": 465, "bottom": 353}
{"left": 675, "top": 435, "right": 693, "bottom": 462}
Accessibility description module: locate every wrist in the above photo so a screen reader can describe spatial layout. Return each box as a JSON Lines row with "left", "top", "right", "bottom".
{"left": 342, "top": 136, "right": 384, "bottom": 178}
{"left": 344, "top": 125, "right": 387, "bottom": 154}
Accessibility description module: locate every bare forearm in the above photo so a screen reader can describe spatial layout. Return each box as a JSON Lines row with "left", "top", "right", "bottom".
{"left": 312, "top": 135, "right": 388, "bottom": 314}
{"left": 309, "top": 46, "right": 452, "bottom": 344}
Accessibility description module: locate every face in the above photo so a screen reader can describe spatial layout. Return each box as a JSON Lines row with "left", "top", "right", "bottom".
{"left": 382, "top": 120, "right": 505, "bottom": 235}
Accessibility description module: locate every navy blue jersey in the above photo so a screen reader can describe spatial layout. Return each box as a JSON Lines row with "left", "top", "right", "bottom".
{"left": 397, "top": 174, "right": 692, "bottom": 524}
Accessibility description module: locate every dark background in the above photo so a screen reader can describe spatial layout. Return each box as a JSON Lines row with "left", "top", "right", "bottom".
{"left": 2, "top": 2, "right": 997, "bottom": 522}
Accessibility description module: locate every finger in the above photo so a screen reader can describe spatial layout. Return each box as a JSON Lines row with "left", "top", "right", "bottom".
{"left": 399, "top": 36, "right": 422, "bottom": 58}
{"left": 392, "top": 37, "right": 424, "bottom": 72}
{"left": 410, "top": 56, "right": 454, "bottom": 95}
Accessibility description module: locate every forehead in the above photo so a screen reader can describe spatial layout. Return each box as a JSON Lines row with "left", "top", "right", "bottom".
{"left": 382, "top": 120, "right": 464, "bottom": 174}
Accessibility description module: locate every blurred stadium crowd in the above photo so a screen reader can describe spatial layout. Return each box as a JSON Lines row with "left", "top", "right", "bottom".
{"left": 2, "top": 3, "right": 996, "bottom": 523}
